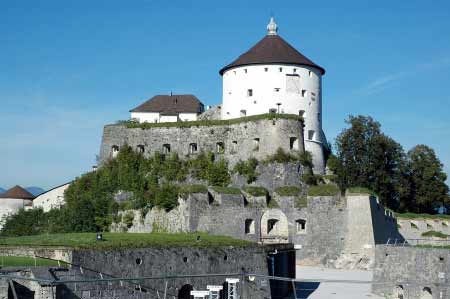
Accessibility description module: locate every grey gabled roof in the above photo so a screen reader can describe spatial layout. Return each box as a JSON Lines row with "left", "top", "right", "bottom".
{"left": 130, "top": 94, "right": 204, "bottom": 114}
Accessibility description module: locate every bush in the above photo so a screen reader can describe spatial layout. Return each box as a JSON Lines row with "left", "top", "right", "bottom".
{"left": 154, "top": 184, "right": 179, "bottom": 211}
{"left": 264, "top": 148, "right": 298, "bottom": 164}
{"left": 122, "top": 211, "right": 135, "bottom": 228}
{"left": 298, "top": 151, "right": 313, "bottom": 168}
{"left": 307, "top": 184, "right": 340, "bottom": 196}
{"left": 207, "top": 158, "right": 231, "bottom": 187}
{"left": 421, "top": 231, "right": 449, "bottom": 238}
{"left": 243, "top": 186, "right": 268, "bottom": 197}
{"left": 211, "top": 186, "right": 242, "bottom": 195}
{"left": 275, "top": 186, "right": 302, "bottom": 196}
{"left": 302, "top": 173, "right": 318, "bottom": 185}
{"left": 233, "top": 158, "right": 259, "bottom": 184}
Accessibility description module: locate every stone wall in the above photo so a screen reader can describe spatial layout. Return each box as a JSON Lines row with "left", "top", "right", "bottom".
{"left": 372, "top": 245, "right": 450, "bottom": 298}
{"left": 99, "top": 118, "right": 304, "bottom": 167}
{"left": 398, "top": 218, "right": 450, "bottom": 245}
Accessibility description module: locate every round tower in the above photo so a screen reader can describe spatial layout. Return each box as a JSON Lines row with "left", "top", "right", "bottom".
{"left": 219, "top": 17, "right": 327, "bottom": 173}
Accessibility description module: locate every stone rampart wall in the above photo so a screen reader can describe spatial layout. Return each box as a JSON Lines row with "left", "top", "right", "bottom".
{"left": 372, "top": 245, "right": 450, "bottom": 298}
{"left": 398, "top": 218, "right": 450, "bottom": 245}
{"left": 99, "top": 118, "right": 304, "bottom": 167}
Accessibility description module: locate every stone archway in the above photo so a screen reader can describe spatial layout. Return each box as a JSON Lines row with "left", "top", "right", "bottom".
{"left": 261, "top": 209, "right": 289, "bottom": 243}
{"left": 178, "top": 284, "right": 193, "bottom": 299}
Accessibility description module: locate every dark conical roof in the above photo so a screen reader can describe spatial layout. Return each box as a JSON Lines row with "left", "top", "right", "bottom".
{"left": 0, "top": 185, "right": 35, "bottom": 199}
{"left": 219, "top": 34, "right": 325, "bottom": 75}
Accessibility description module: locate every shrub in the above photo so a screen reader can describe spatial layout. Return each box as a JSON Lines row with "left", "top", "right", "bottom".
{"left": 267, "top": 198, "right": 280, "bottom": 208}
{"left": 302, "top": 173, "right": 318, "bottom": 185}
{"left": 275, "top": 186, "right": 302, "bottom": 196}
{"left": 233, "top": 158, "right": 259, "bottom": 184}
{"left": 264, "top": 148, "right": 297, "bottom": 164}
{"left": 207, "top": 158, "right": 231, "bottom": 187}
{"left": 211, "top": 186, "right": 241, "bottom": 195}
{"left": 122, "top": 211, "right": 135, "bottom": 228}
{"left": 307, "top": 184, "right": 340, "bottom": 196}
{"left": 421, "top": 231, "right": 449, "bottom": 238}
{"left": 154, "top": 184, "right": 179, "bottom": 211}
{"left": 298, "top": 151, "right": 313, "bottom": 168}
{"left": 243, "top": 186, "right": 268, "bottom": 197}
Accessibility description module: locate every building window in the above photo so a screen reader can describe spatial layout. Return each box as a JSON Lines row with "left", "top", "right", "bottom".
{"left": 245, "top": 219, "right": 255, "bottom": 234}
{"left": 296, "top": 219, "right": 306, "bottom": 233}
{"left": 247, "top": 89, "right": 253, "bottom": 97}
{"left": 279, "top": 67, "right": 283, "bottom": 72}
{"left": 267, "top": 219, "right": 279, "bottom": 234}
{"left": 302, "top": 90, "right": 307, "bottom": 97}
{"left": 274, "top": 88, "right": 280, "bottom": 92}
{"left": 253, "top": 138, "right": 260, "bottom": 151}
{"left": 163, "top": 144, "right": 171, "bottom": 154}
{"left": 290, "top": 137, "right": 299, "bottom": 150}
{"left": 293, "top": 68, "right": 297, "bottom": 73}
{"left": 137, "top": 145, "right": 145, "bottom": 154}
{"left": 318, "top": 113, "right": 321, "bottom": 122}
{"left": 264, "top": 67, "right": 268, "bottom": 72}
{"left": 189, "top": 143, "right": 198, "bottom": 154}
{"left": 240, "top": 109, "right": 247, "bottom": 117}
{"left": 309, "top": 71, "right": 312, "bottom": 77}
{"left": 299, "top": 110, "right": 305, "bottom": 118}
{"left": 231, "top": 141, "right": 237, "bottom": 154}
{"left": 308, "top": 130, "right": 315, "bottom": 141}
{"left": 216, "top": 142, "right": 225, "bottom": 154}
{"left": 111, "top": 145, "right": 119, "bottom": 158}
{"left": 244, "top": 69, "right": 247, "bottom": 73}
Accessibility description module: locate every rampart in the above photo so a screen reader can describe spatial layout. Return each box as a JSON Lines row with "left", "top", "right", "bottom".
{"left": 99, "top": 116, "right": 304, "bottom": 166}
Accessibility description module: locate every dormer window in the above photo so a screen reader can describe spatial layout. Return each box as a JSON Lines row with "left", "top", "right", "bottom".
{"left": 247, "top": 89, "right": 253, "bottom": 97}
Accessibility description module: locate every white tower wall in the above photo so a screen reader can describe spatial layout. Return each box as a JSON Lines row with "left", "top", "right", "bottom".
{"left": 221, "top": 64, "right": 325, "bottom": 173}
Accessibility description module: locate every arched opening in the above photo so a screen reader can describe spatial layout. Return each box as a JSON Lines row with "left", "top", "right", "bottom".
{"left": 111, "top": 145, "right": 119, "bottom": 158}
{"left": 393, "top": 285, "right": 404, "bottom": 299}
{"left": 261, "top": 210, "right": 289, "bottom": 243}
{"left": 421, "top": 287, "right": 432, "bottom": 299}
{"left": 137, "top": 145, "right": 145, "bottom": 154}
{"left": 289, "top": 137, "right": 299, "bottom": 150}
{"left": 178, "top": 284, "right": 193, "bottom": 299}
{"left": 245, "top": 219, "right": 255, "bottom": 235}
{"left": 163, "top": 144, "right": 171, "bottom": 154}
{"left": 296, "top": 219, "right": 306, "bottom": 234}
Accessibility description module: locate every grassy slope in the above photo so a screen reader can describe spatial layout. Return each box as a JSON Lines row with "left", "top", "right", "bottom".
{"left": 0, "top": 233, "right": 253, "bottom": 250}
{"left": 0, "top": 256, "right": 61, "bottom": 267}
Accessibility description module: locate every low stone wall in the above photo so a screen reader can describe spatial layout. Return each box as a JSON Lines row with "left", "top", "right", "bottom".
{"left": 372, "top": 245, "right": 450, "bottom": 298}
{"left": 0, "top": 246, "right": 72, "bottom": 262}
{"left": 398, "top": 218, "right": 450, "bottom": 245}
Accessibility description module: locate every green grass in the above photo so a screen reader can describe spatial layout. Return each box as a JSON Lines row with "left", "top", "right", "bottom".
{"left": 346, "top": 187, "right": 377, "bottom": 196}
{"left": 179, "top": 184, "right": 208, "bottom": 194}
{"left": 396, "top": 213, "right": 450, "bottom": 220}
{"left": 243, "top": 186, "right": 268, "bottom": 197}
{"left": 421, "top": 231, "right": 449, "bottom": 239}
{"left": 307, "top": 184, "right": 340, "bottom": 196}
{"left": 267, "top": 199, "right": 280, "bottom": 208}
{"left": 118, "top": 113, "right": 303, "bottom": 129}
{"left": 211, "top": 186, "right": 242, "bottom": 195}
{"left": 0, "top": 232, "right": 254, "bottom": 250}
{"left": 275, "top": 186, "right": 302, "bottom": 196}
{"left": 0, "top": 256, "right": 63, "bottom": 267}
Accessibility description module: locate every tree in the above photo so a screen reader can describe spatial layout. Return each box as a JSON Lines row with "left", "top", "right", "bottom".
{"left": 402, "top": 145, "right": 449, "bottom": 213}
{"left": 332, "top": 115, "right": 406, "bottom": 208}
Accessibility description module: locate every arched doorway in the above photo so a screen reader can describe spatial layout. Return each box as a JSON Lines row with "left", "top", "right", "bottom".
{"left": 421, "top": 287, "right": 432, "bottom": 299}
{"left": 178, "top": 284, "right": 193, "bottom": 299}
{"left": 260, "top": 209, "right": 289, "bottom": 243}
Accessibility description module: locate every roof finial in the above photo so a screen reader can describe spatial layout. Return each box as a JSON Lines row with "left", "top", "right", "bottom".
{"left": 267, "top": 16, "right": 278, "bottom": 35}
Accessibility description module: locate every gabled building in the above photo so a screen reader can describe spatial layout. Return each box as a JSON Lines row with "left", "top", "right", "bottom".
{"left": 0, "top": 185, "right": 35, "bottom": 228}
{"left": 130, "top": 94, "right": 204, "bottom": 123}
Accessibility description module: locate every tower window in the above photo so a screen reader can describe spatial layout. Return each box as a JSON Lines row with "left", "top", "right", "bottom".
{"left": 293, "top": 68, "right": 297, "bottom": 73}
{"left": 308, "top": 130, "right": 315, "bottom": 141}
{"left": 279, "top": 67, "right": 283, "bottom": 72}
{"left": 240, "top": 109, "right": 247, "bottom": 117}
{"left": 274, "top": 88, "right": 280, "bottom": 92}
{"left": 308, "top": 71, "right": 312, "bottom": 77}
{"left": 302, "top": 90, "right": 307, "bottom": 97}
{"left": 264, "top": 67, "right": 268, "bottom": 72}
{"left": 244, "top": 69, "right": 247, "bottom": 73}
{"left": 298, "top": 110, "right": 305, "bottom": 117}
{"left": 318, "top": 113, "right": 321, "bottom": 122}
{"left": 247, "top": 89, "right": 253, "bottom": 97}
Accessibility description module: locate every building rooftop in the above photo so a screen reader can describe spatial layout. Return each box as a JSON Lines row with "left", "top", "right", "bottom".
{"left": 0, "top": 185, "right": 35, "bottom": 200}
{"left": 219, "top": 17, "right": 325, "bottom": 75}
{"left": 130, "top": 94, "right": 204, "bottom": 114}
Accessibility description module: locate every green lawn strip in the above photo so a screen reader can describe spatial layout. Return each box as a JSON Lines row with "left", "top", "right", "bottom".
{"left": 118, "top": 113, "right": 303, "bottom": 129}
{"left": 307, "top": 184, "right": 340, "bottom": 196}
{"left": 396, "top": 213, "right": 450, "bottom": 220}
{"left": 421, "top": 231, "right": 449, "bottom": 238}
{"left": 0, "top": 233, "right": 253, "bottom": 250}
{"left": 0, "top": 256, "right": 61, "bottom": 267}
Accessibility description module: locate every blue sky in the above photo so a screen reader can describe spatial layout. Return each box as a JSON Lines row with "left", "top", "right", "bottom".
{"left": 1, "top": 0, "right": 449, "bottom": 190}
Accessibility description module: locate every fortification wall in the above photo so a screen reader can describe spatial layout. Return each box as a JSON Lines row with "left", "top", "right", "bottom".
{"left": 372, "top": 245, "right": 450, "bottom": 299}
{"left": 398, "top": 218, "right": 450, "bottom": 245}
{"left": 99, "top": 118, "right": 304, "bottom": 166}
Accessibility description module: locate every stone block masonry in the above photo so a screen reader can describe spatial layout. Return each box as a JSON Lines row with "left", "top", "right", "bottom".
{"left": 99, "top": 117, "right": 304, "bottom": 167}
